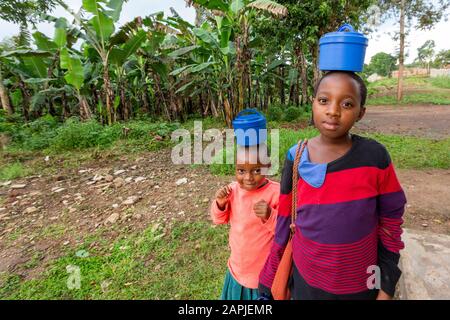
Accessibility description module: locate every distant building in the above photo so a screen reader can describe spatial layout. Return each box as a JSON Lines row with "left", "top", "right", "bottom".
{"left": 391, "top": 68, "right": 428, "bottom": 78}
{"left": 430, "top": 68, "right": 450, "bottom": 77}
{"left": 367, "top": 73, "right": 384, "bottom": 82}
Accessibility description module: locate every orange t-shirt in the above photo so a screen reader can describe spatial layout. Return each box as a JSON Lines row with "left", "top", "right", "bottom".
{"left": 210, "top": 179, "right": 279, "bottom": 289}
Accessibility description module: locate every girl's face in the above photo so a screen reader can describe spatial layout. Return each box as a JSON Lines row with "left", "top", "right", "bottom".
{"left": 235, "top": 162, "right": 267, "bottom": 191}
{"left": 312, "top": 73, "right": 365, "bottom": 139}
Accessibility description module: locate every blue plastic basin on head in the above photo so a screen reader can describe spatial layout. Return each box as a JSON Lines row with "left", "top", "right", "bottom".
{"left": 319, "top": 24, "right": 368, "bottom": 72}
{"left": 232, "top": 109, "right": 267, "bottom": 146}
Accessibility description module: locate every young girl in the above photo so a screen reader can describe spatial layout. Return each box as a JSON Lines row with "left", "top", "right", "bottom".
{"left": 211, "top": 144, "right": 280, "bottom": 300}
{"left": 259, "top": 71, "right": 406, "bottom": 300}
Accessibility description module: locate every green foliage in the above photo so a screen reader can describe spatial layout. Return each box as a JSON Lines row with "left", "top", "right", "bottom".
{"left": 1, "top": 116, "right": 181, "bottom": 153}
{"left": 0, "top": 162, "right": 32, "bottom": 181}
{"left": 283, "top": 106, "right": 302, "bottom": 122}
{"left": 432, "top": 49, "right": 450, "bottom": 68}
{"left": 367, "top": 92, "right": 450, "bottom": 106}
{"left": 0, "top": 221, "right": 229, "bottom": 299}
{"left": 50, "top": 119, "right": 121, "bottom": 151}
{"left": 428, "top": 76, "right": 450, "bottom": 89}
{"left": 266, "top": 105, "right": 283, "bottom": 121}
{"left": 361, "top": 133, "right": 450, "bottom": 169}
{"left": 366, "top": 52, "right": 397, "bottom": 77}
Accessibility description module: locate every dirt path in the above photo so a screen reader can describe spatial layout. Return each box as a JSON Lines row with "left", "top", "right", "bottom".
{"left": 355, "top": 105, "right": 450, "bottom": 139}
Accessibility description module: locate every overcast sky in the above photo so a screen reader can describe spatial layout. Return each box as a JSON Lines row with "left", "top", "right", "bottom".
{"left": 0, "top": 0, "right": 448, "bottom": 64}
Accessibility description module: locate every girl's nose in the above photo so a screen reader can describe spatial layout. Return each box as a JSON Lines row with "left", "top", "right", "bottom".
{"left": 245, "top": 173, "right": 254, "bottom": 181}
{"left": 326, "top": 101, "right": 341, "bottom": 117}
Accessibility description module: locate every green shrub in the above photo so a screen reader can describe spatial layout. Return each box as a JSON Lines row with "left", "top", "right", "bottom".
{"left": 283, "top": 106, "right": 302, "bottom": 122}
{"left": 266, "top": 106, "right": 283, "bottom": 121}
{"left": 50, "top": 118, "right": 121, "bottom": 151}
{"left": 428, "top": 76, "right": 450, "bottom": 89}
{"left": 0, "top": 162, "right": 31, "bottom": 181}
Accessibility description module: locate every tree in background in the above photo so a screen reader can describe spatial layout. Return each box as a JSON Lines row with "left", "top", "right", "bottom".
{"left": 255, "top": 0, "right": 374, "bottom": 107}
{"left": 0, "top": 0, "right": 59, "bottom": 116}
{"left": 368, "top": 52, "right": 397, "bottom": 77}
{"left": 415, "top": 40, "right": 435, "bottom": 74}
{"left": 432, "top": 49, "right": 450, "bottom": 68}
{"left": 377, "top": 0, "right": 449, "bottom": 101}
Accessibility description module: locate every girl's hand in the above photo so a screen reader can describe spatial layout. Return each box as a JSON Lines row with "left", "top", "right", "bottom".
{"left": 215, "top": 185, "right": 231, "bottom": 210}
{"left": 376, "top": 290, "right": 392, "bottom": 300}
{"left": 253, "top": 200, "right": 272, "bottom": 222}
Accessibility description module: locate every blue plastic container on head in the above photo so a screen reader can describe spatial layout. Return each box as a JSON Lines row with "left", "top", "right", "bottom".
{"left": 319, "top": 24, "right": 368, "bottom": 72}
{"left": 232, "top": 109, "right": 267, "bottom": 146}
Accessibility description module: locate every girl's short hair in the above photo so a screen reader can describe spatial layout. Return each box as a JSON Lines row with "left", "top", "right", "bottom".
{"left": 313, "top": 71, "right": 367, "bottom": 107}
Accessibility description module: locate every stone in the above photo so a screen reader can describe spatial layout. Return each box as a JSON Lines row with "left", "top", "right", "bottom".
{"left": 24, "top": 206, "right": 38, "bottom": 214}
{"left": 122, "top": 196, "right": 140, "bottom": 206}
{"left": 114, "top": 170, "right": 126, "bottom": 176}
{"left": 92, "top": 174, "right": 104, "bottom": 182}
{"left": 52, "top": 187, "right": 66, "bottom": 193}
{"left": 399, "top": 229, "right": 450, "bottom": 299}
{"left": 134, "top": 177, "right": 146, "bottom": 183}
{"left": 11, "top": 184, "right": 27, "bottom": 189}
{"left": 105, "top": 213, "right": 120, "bottom": 225}
{"left": 113, "top": 177, "right": 124, "bottom": 188}
{"left": 176, "top": 178, "right": 188, "bottom": 186}
{"left": 105, "top": 175, "right": 114, "bottom": 182}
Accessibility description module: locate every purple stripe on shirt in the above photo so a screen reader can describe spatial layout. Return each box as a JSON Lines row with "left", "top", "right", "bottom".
{"left": 377, "top": 190, "right": 407, "bottom": 219}
{"left": 274, "top": 215, "right": 291, "bottom": 246}
{"left": 296, "top": 197, "right": 378, "bottom": 244}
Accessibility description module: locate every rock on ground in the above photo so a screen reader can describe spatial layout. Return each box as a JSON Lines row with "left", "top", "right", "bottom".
{"left": 399, "top": 228, "right": 450, "bottom": 300}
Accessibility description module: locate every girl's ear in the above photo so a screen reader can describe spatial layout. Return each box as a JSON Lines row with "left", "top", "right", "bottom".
{"left": 357, "top": 107, "right": 366, "bottom": 121}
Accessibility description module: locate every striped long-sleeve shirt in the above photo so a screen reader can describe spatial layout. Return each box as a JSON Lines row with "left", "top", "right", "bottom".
{"left": 259, "top": 134, "right": 406, "bottom": 298}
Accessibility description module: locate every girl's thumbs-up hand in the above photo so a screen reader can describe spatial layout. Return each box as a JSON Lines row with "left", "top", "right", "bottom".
{"left": 215, "top": 185, "right": 231, "bottom": 210}
{"left": 254, "top": 200, "right": 272, "bottom": 223}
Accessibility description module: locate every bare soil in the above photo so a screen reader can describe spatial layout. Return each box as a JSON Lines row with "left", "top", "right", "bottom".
{"left": 355, "top": 105, "right": 450, "bottom": 139}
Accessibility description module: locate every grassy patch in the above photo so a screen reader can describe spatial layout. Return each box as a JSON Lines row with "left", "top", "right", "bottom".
{"left": 367, "top": 76, "right": 450, "bottom": 105}
{"left": 0, "top": 162, "right": 32, "bottom": 181}
{"left": 0, "top": 221, "right": 229, "bottom": 299}
{"left": 360, "top": 133, "right": 450, "bottom": 169}
{"left": 428, "top": 76, "right": 450, "bottom": 89}
{"left": 367, "top": 92, "right": 450, "bottom": 106}
{"left": 37, "top": 224, "right": 67, "bottom": 241}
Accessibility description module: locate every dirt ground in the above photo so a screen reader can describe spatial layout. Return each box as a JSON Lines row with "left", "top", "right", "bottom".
{"left": 0, "top": 105, "right": 449, "bottom": 283}
{"left": 355, "top": 105, "right": 450, "bottom": 139}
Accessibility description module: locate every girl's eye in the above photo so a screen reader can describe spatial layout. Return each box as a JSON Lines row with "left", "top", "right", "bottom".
{"left": 343, "top": 101, "right": 353, "bottom": 108}
{"left": 238, "top": 169, "right": 245, "bottom": 174}
{"left": 318, "top": 98, "right": 327, "bottom": 104}
{"left": 253, "top": 169, "right": 261, "bottom": 174}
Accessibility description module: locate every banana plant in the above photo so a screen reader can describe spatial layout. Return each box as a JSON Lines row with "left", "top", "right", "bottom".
{"left": 179, "top": 0, "right": 288, "bottom": 126}
{"left": 58, "top": 0, "right": 146, "bottom": 125}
